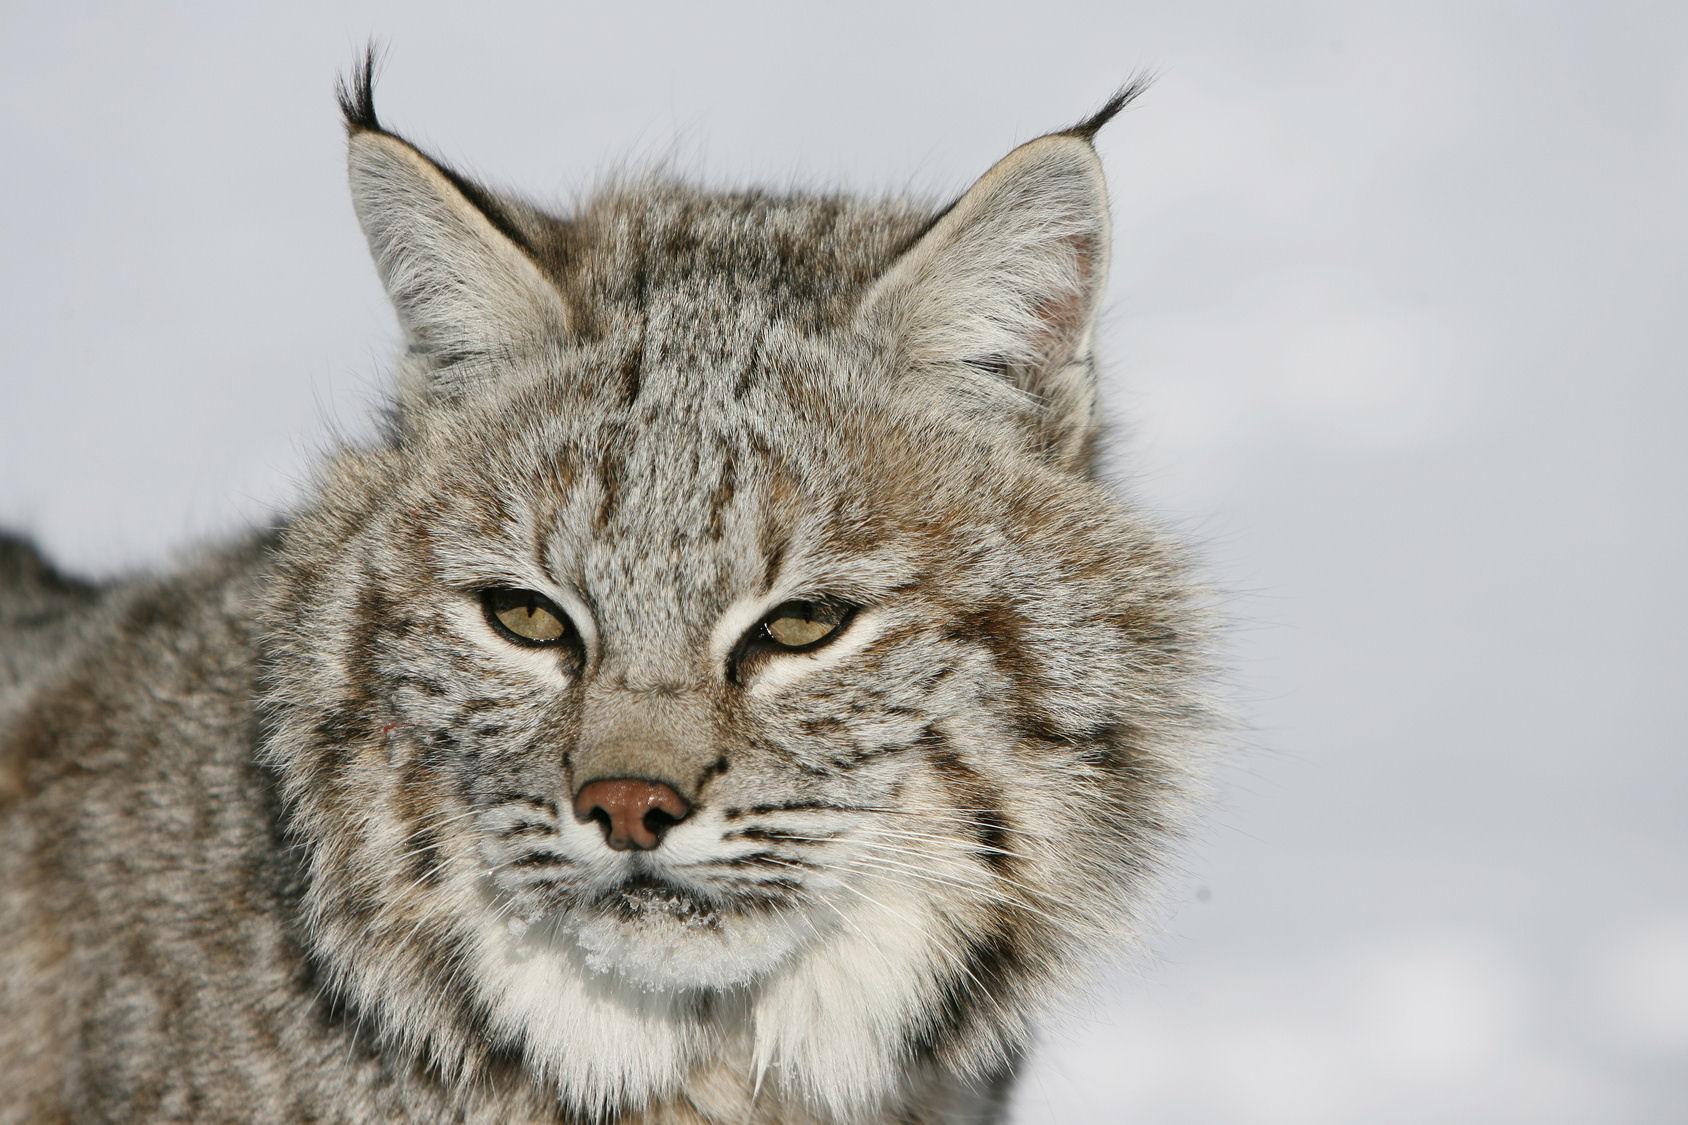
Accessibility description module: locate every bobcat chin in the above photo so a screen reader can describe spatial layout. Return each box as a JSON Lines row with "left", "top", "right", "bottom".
{"left": 0, "top": 54, "right": 1209, "bottom": 1124}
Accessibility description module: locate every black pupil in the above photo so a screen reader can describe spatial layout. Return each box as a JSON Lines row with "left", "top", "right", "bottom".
{"left": 766, "top": 601, "right": 838, "bottom": 645}
{"left": 486, "top": 587, "right": 565, "bottom": 645}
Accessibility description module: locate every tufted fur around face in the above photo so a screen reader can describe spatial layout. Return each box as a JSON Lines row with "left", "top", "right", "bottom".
{"left": 0, "top": 59, "right": 1207, "bottom": 1125}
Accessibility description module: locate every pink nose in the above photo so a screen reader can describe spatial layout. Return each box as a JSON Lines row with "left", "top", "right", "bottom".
{"left": 573, "top": 778, "right": 691, "bottom": 851}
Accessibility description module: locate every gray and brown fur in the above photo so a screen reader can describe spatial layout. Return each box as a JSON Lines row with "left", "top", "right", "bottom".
{"left": 1, "top": 56, "right": 1208, "bottom": 1123}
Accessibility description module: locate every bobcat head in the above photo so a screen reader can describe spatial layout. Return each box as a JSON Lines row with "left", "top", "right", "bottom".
{"left": 260, "top": 56, "right": 1206, "bottom": 1121}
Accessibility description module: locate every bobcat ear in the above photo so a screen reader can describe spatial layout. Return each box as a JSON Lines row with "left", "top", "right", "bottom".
{"left": 861, "top": 85, "right": 1143, "bottom": 469}
{"left": 339, "top": 57, "right": 567, "bottom": 400}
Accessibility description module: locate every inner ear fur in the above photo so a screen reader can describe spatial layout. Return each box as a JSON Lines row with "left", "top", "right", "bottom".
{"left": 861, "top": 129, "right": 1116, "bottom": 469}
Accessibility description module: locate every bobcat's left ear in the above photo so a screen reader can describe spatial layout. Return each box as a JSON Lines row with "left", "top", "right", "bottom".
{"left": 861, "top": 85, "right": 1143, "bottom": 470}
{"left": 339, "top": 54, "right": 568, "bottom": 404}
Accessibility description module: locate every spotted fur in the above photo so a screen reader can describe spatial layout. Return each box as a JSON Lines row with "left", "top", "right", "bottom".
{"left": 0, "top": 57, "right": 1208, "bottom": 1123}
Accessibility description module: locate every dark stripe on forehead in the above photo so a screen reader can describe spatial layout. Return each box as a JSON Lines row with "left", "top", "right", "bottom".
{"left": 751, "top": 445, "right": 801, "bottom": 592}
{"left": 536, "top": 439, "right": 579, "bottom": 496}
{"left": 730, "top": 325, "right": 768, "bottom": 400}
{"left": 592, "top": 446, "right": 621, "bottom": 531}
{"left": 619, "top": 338, "right": 645, "bottom": 406}
{"left": 705, "top": 444, "right": 737, "bottom": 541}
{"left": 759, "top": 538, "right": 788, "bottom": 594}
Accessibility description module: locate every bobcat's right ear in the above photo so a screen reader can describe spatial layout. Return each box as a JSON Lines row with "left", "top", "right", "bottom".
{"left": 339, "top": 56, "right": 567, "bottom": 399}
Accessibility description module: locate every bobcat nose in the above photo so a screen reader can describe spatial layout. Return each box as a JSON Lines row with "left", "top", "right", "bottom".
{"left": 573, "top": 778, "right": 691, "bottom": 851}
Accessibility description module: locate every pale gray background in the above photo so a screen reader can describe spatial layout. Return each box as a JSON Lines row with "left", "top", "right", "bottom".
{"left": 3, "top": 2, "right": 1684, "bottom": 1121}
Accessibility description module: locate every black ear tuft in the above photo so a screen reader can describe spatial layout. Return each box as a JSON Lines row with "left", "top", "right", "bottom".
{"left": 1064, "top": 72, "right": 1154, "bottom": 142}
{"left": 337, "top": 43, "right": 384, "bottom": 135}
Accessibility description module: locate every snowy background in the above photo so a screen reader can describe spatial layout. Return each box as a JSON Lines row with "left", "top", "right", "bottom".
{"left": 3, "top": 3, "right": 1685, "bottom": 1121}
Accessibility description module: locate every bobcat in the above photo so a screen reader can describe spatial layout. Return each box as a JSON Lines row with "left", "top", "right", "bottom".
{"left": 0, "top": 56, "right": 1207, "bottom": 1124}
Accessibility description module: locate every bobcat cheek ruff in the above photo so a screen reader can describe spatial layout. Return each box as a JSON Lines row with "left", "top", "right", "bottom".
{"left": 2, "top": 55, "right": 1210, "bottom": 1125}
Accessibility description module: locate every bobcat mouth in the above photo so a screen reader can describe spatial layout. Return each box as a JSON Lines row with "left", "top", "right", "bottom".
{"left": 591, "top": 874, "right": 721, "bottom": 927}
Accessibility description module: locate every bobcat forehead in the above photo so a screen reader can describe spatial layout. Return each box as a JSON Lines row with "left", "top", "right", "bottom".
{"left": 0, "top": 55, "right": 1208, "bottom": 1125}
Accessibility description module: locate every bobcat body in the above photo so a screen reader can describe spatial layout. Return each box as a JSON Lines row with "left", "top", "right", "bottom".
{"left": 0, "top": 61, "right": 1206, "bottom": 1123}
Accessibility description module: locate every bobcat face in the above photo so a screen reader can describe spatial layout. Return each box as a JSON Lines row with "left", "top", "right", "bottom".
{"left": 366, "top": 364, "right": 956, "bottom": 993}
{"left": 260, "top": 61, "right": 1203, "bottom": 1118}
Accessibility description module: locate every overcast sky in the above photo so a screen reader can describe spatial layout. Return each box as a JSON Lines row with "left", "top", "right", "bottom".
{"left": 3, "top": 3, "right": 1684, "bottom": 1121}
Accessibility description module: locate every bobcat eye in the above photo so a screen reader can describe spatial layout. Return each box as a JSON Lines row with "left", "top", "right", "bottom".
{"left": 728, "top": 598, "right": 858, "bottom": 682}
{"left": 763, "top": 601, "right": 849, "bottom": 649}
{"left": 480, "top": 587, "right": 571, "bottom": 647}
